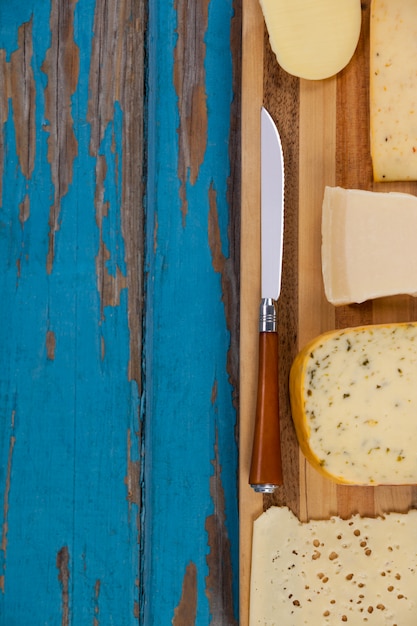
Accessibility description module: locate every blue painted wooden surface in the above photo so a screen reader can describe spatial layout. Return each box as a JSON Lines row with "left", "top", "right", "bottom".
{"left": 0, "top": 0, "right": 240, "bottom": 624}
{"left": 144, "top": 0, "right": 240, "bottom": 622}
{"left": 0, "top": 2, "right": 143, "bottom": 623}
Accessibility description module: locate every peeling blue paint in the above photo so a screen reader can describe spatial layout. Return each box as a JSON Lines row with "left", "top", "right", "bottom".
{"left": 144, "top": 0, "right": 239, "bottom": 623}
{"left": 1, "top": 0, "right": 238, "bottom": 623}
{"left": 0, "top": 4, "right": 140, "bottom": 623}
{"left": 99, "top": 104, "right": 127, "bottom": 281}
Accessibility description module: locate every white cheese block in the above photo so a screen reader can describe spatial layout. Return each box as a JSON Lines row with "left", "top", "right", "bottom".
{"left": 250, "top": 506, "right": 417, "bottom": 625}
{"left": 370, "top": 0, "right": 417, "bottom": 181}
{"left": 289, "top": 322, "right": 417, "bottom": 485}
{"left": 321, "top": 186, "right": 417, "bottom": 306}
{"left": 259, "top": 0, "right": 362, "bottom": 80}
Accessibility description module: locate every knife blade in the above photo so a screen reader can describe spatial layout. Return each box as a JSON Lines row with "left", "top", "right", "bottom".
{"left": 249, "top": 107, "right": 284, "bottom": 494}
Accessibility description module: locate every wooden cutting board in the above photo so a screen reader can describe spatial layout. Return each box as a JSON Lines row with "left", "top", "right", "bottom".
{"left": 240, "top": 1, "right": 417, "bottom": 623}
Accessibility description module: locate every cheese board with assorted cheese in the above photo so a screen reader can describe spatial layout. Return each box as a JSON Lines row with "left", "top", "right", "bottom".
{"left": 240, "top": 0, "right": 417, "bottom": 624}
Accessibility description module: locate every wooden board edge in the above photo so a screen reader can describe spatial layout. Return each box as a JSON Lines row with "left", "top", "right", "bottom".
{"left": 239, "top": 1, "right": 265, "bottom": 624}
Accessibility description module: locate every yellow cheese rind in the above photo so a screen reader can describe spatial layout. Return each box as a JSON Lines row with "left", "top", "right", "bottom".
{"left": 370, "top": 0, "right": 417, "bottom": 181}
{"left": 250, "top": 506, "right": 417, "bottom": 625}
{"left": 289, "top": 322, "right": 417, "bottom": 485}
{"left": 321, "top": 186, "right": 417, "bottom": 306}
{"left": 259, "top": 0, "right": 361, "bottom": 80}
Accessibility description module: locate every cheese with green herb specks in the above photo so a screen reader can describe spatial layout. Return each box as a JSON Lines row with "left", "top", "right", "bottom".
{"left": 250, "top": 506, "right": 417, "bottom": 625}
{"left": 370, "top": 0, "right": 417, "bottom": 181}
{"left": 289, "top": 322, "right": 417, "bottom": 485}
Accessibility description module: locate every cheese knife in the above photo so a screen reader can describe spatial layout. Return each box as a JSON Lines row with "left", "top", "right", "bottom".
{"left": 249, "top": 107, "right": 284, "bottom": 494}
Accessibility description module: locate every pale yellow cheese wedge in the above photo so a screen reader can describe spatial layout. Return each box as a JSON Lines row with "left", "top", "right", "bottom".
{"left": 370, "top": 0, "right": 417, "bottom": 181}
{"left": 250, "top": 506, "right": 417, "bottom": 625}
{"left": 259, "top": 0, "right": 362, "bottom": 80}
{"left": 321, "top": 186, "right": 417, "bottom": 306}
{"left": 289, "top": 321, "right": 417, "bottom": 485}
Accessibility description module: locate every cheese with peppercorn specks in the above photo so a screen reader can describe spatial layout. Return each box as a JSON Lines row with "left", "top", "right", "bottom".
{"left": 250, "top": 506, "right": 417, "bottom": 625}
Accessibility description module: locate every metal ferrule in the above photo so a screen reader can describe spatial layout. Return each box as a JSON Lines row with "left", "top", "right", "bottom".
{"left": 251, "top": 483, "right": 278, "bottom": 494}
{"left": 258, "top": 298, "right": 277, "bottom": 332}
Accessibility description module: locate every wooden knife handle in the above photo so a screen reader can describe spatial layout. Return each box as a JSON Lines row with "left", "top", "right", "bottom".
{"left": 249, "top": 331, "right": 283, "bottom": 491}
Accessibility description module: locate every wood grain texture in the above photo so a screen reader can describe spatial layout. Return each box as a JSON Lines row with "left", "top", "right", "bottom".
{"left": 0, "top": 2, "right": 144, "bottom": 622}
{"left": 143, "top": 0, "right": 240, "bottom": 623}
{"left": 241, "top": 0, "right": 417, "bottom": 622}
{"left": 240, "top": 2, "right": 265, "bottom": 622}
{"left": 1, "top": 0, "right": 240, "bottom": 623}
{"left": 249, "top": 331, "right": 282, "bottom": 488}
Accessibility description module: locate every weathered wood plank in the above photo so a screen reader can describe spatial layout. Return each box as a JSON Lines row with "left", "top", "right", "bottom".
{"left": 1, "top": 0, "right": 240, "bottom": 623}
{"left": 143, "top": 0, "right": 240, "bottom": 622}
{"left": 0, "top": 1, "right": 145, "bottom": 622}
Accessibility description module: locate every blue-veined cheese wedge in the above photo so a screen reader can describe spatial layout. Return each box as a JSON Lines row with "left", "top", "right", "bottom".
{"left": 259, "top": 0, "right": 362, "bottom": 80}
{"left": 289, "top": 322, "right": 417, "bottom": 485}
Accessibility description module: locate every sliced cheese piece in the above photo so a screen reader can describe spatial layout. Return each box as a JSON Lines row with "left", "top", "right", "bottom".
{"left": 250, "top": 506, "right": 417, "bottom": 625}
{"left": 321, "top": 186, "right": 417, "bottom": 306}
{"left": 259, "top": 0, "right": 361, "bottom": 80}
{"left": 370, "top": 0, "right": 417, "bottom": 181}
{"left": 289, "top": 322, "right": 417, "bottom": 485}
